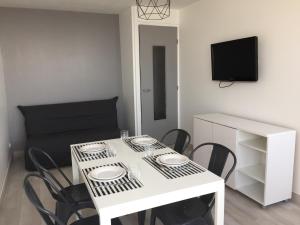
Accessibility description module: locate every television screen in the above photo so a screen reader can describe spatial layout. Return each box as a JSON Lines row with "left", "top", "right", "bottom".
{"left": 211, "top": 36, "right": 258, "bottom": 81}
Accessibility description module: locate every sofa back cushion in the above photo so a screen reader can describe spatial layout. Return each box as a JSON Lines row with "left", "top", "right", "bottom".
{"left": 18, "top": 97, "right": 119, "bottom": 136}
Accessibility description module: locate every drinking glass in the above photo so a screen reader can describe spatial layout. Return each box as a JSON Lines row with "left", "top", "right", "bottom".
{"left": 144, "top": 145, "right": 155, "bottom": 158}
{"left": 106, "top": 143, "right": 116, "bottom": 156}
{"left": 127, "top": 164, "right": 141, "bottom": 181}
{"left": 120, "top": 130, "right": 129, "bottom": 140}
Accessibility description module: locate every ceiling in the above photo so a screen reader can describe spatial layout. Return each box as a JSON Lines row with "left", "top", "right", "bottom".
{"left": 0, "top": 0, "right": 199, "bottom": 14}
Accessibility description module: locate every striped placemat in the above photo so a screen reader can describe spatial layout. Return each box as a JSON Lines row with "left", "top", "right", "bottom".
{"left": 82, "top": 162, "right": 143, "bottom": 198}
{"left": 123, "top": 136, "right": 166, "bottom": 152}
{"left": 71, "top": 141, "right": 115, "bottom": 162}
{"left": 143, "top": 152, "right": 206, "bottom": 179}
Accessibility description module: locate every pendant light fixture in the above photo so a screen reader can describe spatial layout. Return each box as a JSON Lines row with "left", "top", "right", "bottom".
{"left": 136, "top": 0, "right": 171, "bottom": 20}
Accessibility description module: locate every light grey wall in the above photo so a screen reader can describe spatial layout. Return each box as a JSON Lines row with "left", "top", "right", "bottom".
{"left": 0, "top": 7, "right": 124, "bottom": 151}
{"left": 0, "top": 47, "right": 11, "bottom": 197}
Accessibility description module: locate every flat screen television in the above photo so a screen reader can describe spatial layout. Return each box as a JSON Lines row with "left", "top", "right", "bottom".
{"left": 211, "top": 36, "right": 258, "bottom": 81}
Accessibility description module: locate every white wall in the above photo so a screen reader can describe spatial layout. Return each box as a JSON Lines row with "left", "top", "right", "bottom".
{"left": 0, "top": 47, "right": 11, "bottom": 199}
{"left": 0, "top": 8, "right": 124, "bottom": 151}
{"left": 179, "top": 0, "right": 300, "bottom": 194}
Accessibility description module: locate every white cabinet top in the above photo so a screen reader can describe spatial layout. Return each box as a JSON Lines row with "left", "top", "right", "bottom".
{"left": 194, "top": 113, "right": 295, "bottom": 137}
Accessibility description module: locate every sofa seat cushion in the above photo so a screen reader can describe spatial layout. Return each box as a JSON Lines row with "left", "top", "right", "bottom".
{"left": 25, "top": 128, "right": 120, "bottom": 170}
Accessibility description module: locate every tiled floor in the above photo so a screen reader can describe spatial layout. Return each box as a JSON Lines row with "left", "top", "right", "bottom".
{"left": 0, "top": 155, "right": 300, "bottom": 225}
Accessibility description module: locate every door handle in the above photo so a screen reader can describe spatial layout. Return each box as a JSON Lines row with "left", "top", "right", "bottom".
{"left": 142, "top": 89, "right": 151, "bottom": 93}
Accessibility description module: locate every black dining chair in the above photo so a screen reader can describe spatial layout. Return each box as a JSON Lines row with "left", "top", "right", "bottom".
{"left": 23, "top": 173, "right": 123, "bottom": 225}
{"left": 137, "top": 129, "right": 191, "bottom": 225}
{"left": 150, "top": 143, "right": 237, "bottom": 225}
{"left": 28, "top": 147, "right": 95, "bottom": 223}
{"left": 160, "top": 129, "right": 191, "bottom": 154}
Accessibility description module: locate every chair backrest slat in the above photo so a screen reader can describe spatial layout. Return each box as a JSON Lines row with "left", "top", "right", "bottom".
{"left": 208, "top": 145, "right": 229, "bottom": 177}
{"left": 161, "top": 129, "right": 191, "bottom": 154}
{"left": 190, "top": 143, "right": 237, "bottom": 205}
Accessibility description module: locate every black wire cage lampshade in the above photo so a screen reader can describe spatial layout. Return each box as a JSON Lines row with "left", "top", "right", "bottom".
{"left": 136, "top": 0, "right": 171, "bottom": 20}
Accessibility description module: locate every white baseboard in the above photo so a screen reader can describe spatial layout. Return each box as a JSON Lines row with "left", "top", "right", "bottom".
{"left": 0, "top": 152, "right": 13, "bottom": 204}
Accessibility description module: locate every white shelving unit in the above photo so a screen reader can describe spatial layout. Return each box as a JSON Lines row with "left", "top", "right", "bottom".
{"left": 238, "top": 182, "right": 265, "bottom": 205}
{"left": 238, "top": 164, "right": 265, "bottom": 183}
{"left": 239, "top": 138, "right": 266, "bottom": 153}
{"left": 193, "top": 113, "right": 296, "bottom": 206}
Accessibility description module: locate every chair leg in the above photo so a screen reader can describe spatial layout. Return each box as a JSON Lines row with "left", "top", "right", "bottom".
{"left": 150, "top": 210, "right": 156, "bottom": 225}
{"left": 56, "top": 201, "right": 85, "bottom": 223}
{"left": 205, "top": 211, "right": 214, "bottom": 225}
{"left": 138, "top": 211, "right": 146, "bottom": 225}
{"left": 55, "top": 202, "right": 73, "bottom": 224}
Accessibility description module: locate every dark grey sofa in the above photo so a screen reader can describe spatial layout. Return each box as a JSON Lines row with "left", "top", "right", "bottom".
{"left": 18, "top": 97, "right": 120, "bottom": 170}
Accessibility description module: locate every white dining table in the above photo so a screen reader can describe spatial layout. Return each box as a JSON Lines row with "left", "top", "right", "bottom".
{"left": 70, "top": 137, "right": 225, "bottom": 225}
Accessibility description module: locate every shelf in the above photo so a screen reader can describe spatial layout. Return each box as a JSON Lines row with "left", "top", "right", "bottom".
{"left": 238, "top": 164, "right": 265, "bottom": 183}
{"left": 238, "top": 182, "right": 264, "bottom": 205}
{"left": 239, "top": 138, "right": 267, "bottom": 153}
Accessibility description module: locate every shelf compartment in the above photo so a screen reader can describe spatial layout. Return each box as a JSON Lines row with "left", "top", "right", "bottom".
{"left": 239, "top": 138, "right": 267, "bottom": 153}
{"left": 238, "top": 182, "right": 264, "bottom": 205}
{"left": 238, "top": 164, "right": 265, "bottom": 183}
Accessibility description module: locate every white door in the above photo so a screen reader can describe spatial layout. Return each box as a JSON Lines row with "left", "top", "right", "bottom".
{"left": 139, "top": 25, "right": 178, "bottom": 139}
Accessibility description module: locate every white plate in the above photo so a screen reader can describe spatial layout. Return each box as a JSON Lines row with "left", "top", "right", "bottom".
{"left": 79, "top": 143, "right": 106, "bottom": 154}
{"left": 131, "top": 137, "right": 157, "bottom": 146}
{"left": 156, "top": 159, "right": 187, "bottom": 168}
{"left": 156, "top": 154, "right": 189, "bottom": 167}
{"left": 88, "top": 170, "right": 126, "bottom": 183}
{"left": 88, "top": 166, "right": 126, "bottom": 182}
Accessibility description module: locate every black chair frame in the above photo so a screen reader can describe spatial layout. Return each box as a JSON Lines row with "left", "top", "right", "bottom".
{"left": 150, "top": 142, "right": 237, "bottom": 225}
{"left": 137, "top": 129, "right": 191, "bottom": 225}
{"left": 160, "top": 129, "right": 191, "bottom": 154}
{"left": 24, "top": 173, "right": 79, "bottom": 225}
{"left": 189, "top": 142, "right": 237, "bottom": 214}
{"left": 28, "top": 147, "right": 95, "bottom": 223}
{"left": 28, "top": 147, "right": 73, "bottom": 201}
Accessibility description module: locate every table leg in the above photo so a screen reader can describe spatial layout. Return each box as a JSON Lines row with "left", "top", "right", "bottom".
{"left": 99, "top": 213, "right": 111, "bottom": 225}
{"left": 214, "top": 182, "right": 225, "bottom": 225}
{"left": 71, "top": 153, "right": 80, "bottom": 185}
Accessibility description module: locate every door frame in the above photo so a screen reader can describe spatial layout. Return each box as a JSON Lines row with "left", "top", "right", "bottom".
{"left": 132, "top": 8, "right": 180, "bottom": 135}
